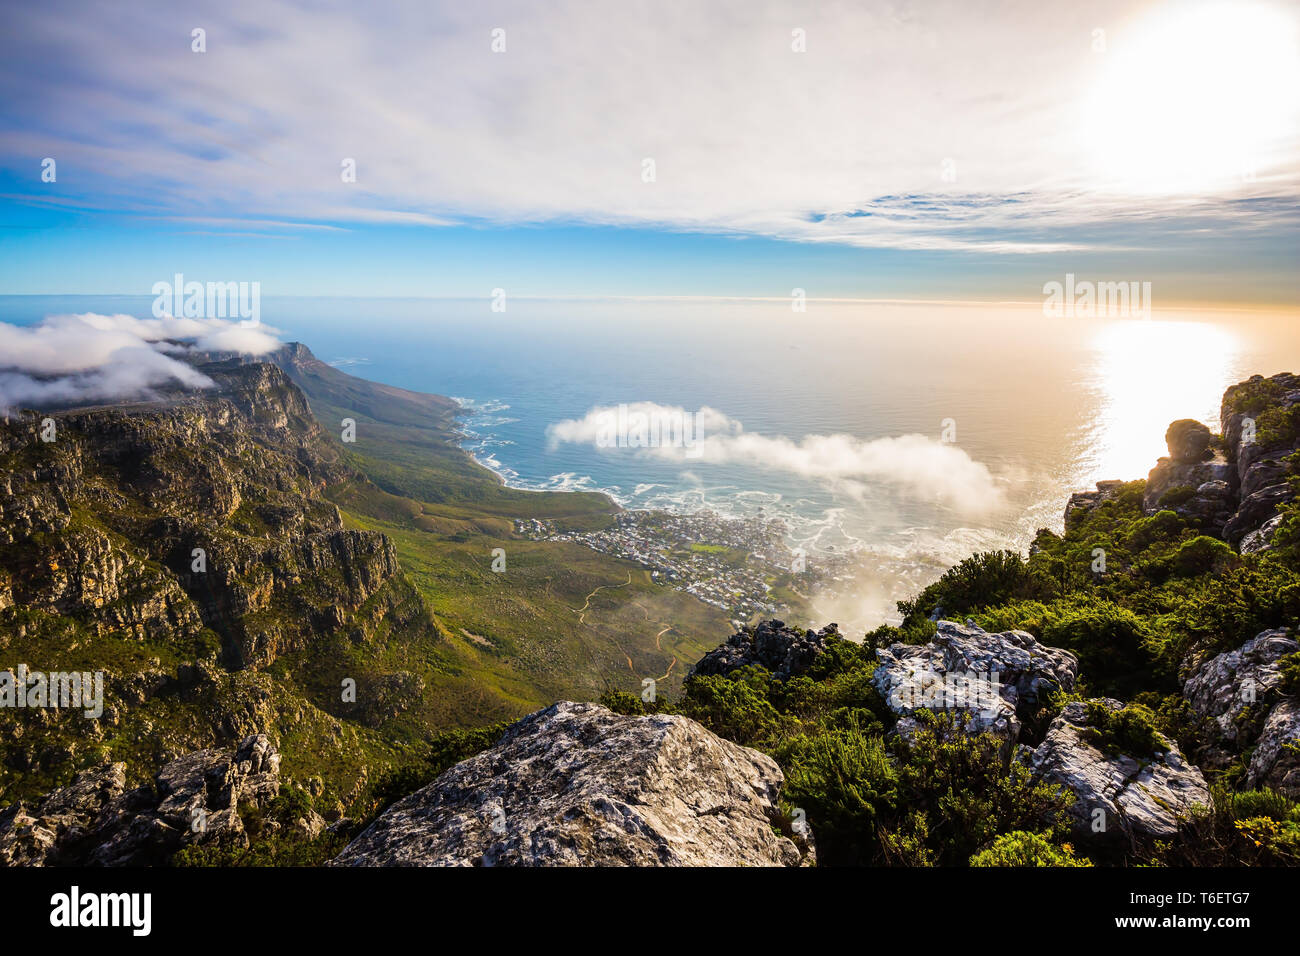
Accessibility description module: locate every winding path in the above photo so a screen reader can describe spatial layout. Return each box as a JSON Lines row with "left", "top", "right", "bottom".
{"left": 571, "top": 572, "right": 633, "bottom": 625}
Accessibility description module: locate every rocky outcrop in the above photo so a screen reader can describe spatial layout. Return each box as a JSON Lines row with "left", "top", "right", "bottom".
{"left": 1138, "top": 416, "right": 1235, "bottom": 533}
{"left": 1143, "top": 464, "right": 1237, "bottom": 534}
{"left": 1183, "top": 629, "right": 1298, "bottom": 763}
{"left": 1166, "top": 419, "right": 1213, "bottom": 463}
{"left": 1064, "top": 479, "right": 1127, "bottom": 531}
{"left": 1066, "top": 373, "right": 1300, "bottom": 550}
{"left": 872, "top": 621, "right": 1079, "bottom": 745}
{"left": 333, "top": 702, "right": 812, "bottom": 867}
{"left": 1026, "top": 700, "right": 1210, "bottom": 843}
{"left": 1246, "top": 699, "right": 1300, "bottom": 798}
{"left": 1224, "top": 484, "right": 1293, "bottom": 549}
{"left": 1143, "top": 433, "right": 1237, "bottom": 535}
{"left": 1218, "top": 372, "right": 1300, "bottom": 549}
{"left": 0, "top": 734, "right": 281, "bottom": 866}
{"left": 690, "top": 619, "right": 838, "bottom": 682}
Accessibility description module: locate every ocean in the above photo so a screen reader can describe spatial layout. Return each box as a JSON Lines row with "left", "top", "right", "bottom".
{"left": 5, "top": 294, "right": 1299, "bottom": 627}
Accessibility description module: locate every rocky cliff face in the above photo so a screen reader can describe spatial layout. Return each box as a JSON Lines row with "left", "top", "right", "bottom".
{"left": 333, "top": 701, "right": 813, "bottom": 867}
{"left": 0, "top": 361, "right": 403, "bottom": 666}
{"left": 1221, "top": 372, "right": 1300, "bottom": 551}
{"left": 0, "top": 356, "right": 441, "bottom": 800}
{"left": 1183, "top": 629, "right": 1300, "bottom": 797}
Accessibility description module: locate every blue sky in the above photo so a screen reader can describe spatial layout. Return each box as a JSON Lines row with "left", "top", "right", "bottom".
{"left": 1, "top": 0, "right": 1298, "bottom": 305}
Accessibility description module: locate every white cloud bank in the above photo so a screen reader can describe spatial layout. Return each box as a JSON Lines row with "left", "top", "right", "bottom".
{"left": 0, "top": 313, "right": 281, "bottom": 412}
{"left": 548, "top": 403, "right": 1006, "bottom": 515}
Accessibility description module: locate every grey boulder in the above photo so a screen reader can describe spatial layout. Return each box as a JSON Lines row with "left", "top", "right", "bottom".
{"left": 333, "top": 701, "right": 811, "bottom": 867}
{"left": 1183, "top": 628, "right": 1298, "bottom": 758}
{"left": 1026, "top": 700, "right": 1210, "bottom": 843}
{"left": 1247, "top": 699, "right": 1300, "bottom": 798}
{"left": 873, "top": 620, "right": 1079, "bottom": 745}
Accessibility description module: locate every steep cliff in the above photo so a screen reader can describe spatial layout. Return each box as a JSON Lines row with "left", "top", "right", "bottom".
{"left": 0, "top": 358, "right": 455, "bottom": 806}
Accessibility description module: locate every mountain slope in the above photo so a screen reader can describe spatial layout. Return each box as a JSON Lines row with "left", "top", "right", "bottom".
{"left": 0, "top": 347, "right": 729, "bottom": 816}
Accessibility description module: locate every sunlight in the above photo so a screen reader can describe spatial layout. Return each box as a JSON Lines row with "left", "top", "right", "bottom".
{"left": 1083, "top": 319, "right": 1239, "bottom": 483}
{"left": 1080, "top": 1, "right": 1300, "bottom": 193}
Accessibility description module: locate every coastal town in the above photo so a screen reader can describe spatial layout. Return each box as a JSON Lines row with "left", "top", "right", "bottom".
{"left": 515, "top": 508, "right": 855, "bottom": 625}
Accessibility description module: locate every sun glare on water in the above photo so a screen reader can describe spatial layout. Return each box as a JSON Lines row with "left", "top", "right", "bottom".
{"left": 1083, "top": 319, "right": 1239, "bottom": 485}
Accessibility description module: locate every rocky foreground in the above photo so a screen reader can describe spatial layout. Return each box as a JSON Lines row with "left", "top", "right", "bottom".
{"left": 0, "top": 735, "right": 287, "bottom": 866}
{"left": 334, "top": 701, "right": 812, "bottom": 867}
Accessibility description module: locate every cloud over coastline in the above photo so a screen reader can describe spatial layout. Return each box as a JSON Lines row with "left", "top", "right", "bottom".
{"left": 0, "top": 313, "right": 281, "bottom": 412}
{"left": 548, "top": 402, "right": 1006, "bottom": 515}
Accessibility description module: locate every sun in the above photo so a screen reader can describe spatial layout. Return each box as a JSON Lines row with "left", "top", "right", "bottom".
{"left": 1080, "top": 1, "right": 1300, "bottom": 194}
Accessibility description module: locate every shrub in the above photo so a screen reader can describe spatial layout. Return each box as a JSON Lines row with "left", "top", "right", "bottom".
{"left": 900, "top": 550, "right": 1044, "bottom": 625}
{"left": 1253, "top": 404, "right": 1300, "bottom": 449}
{"left": 1279, "top": 650, "right": 1300, "bottom": 697}
{"left": 1160, "top": 561, "right": 1300, "bottom": 662}
{"left": 979, "top": 598, "right": 1161, "bottom": 699}
{"left": 885, "top": 717, "right": 1075, "bottom": 866}
{"left": 969, "top": 831, "right": 1092, "bottom": 867}
{"left": 1265, "top": 497, "right": 1300, "bottom": 569}
{"left": 598, "top": 690, "right": 647, "bottom": 716}
{"left": 172, "top": 832, "right": 349, "bottom": 867}
{"left": 368, "top": 721, "right": 509, "bottom": 812}
{"left": 1228, "top": 788, "right": 1299, "bottom": 823}
{"left": 1224, "top": 376, "right": 1286, "bottom": 419}
{"left": 776, "top": 719, "right": 898, "bottom": 866}
{"left": 1123, "top": 510, "right": 1185, "bottom": 553}
{"left": 1154, "top": 786, "right": 1300, "bottom": 865}
{"left": 678, "top": 667, "right": 784, "bottom": 747}
{"left": 1079, "top": 701, "right": 1164, "bottom": 759}
{"left": 1157, "top": 485, "right": 1197, "bottom": 508}
{"left": 1167, "top": 535, "right": 1236, "bottom": 578}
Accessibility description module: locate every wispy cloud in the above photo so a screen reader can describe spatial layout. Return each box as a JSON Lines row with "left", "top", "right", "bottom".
{"left": 1, "top": 0, "right": 1297, "bottom": 252}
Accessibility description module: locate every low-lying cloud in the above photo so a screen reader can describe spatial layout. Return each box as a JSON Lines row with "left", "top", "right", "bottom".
{"left": 0, "top": 312, "right": 281, "bottom": 412}
{"left": 548, "top": 403, "right": 1006, "bottom": 515}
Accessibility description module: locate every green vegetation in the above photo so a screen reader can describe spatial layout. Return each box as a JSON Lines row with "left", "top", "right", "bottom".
{"left": 0, "top": 353, "right": 729, "bottom": 825}
{"left": 11, "top": 354, "right": 1300, "bottom": 869}
{"left": 172, "top": 783, "right": 350, "bottom": 867}
{"left": 1157, "top": 485, "right": 1197, "bottom": 508}
{"left": 885, "top": 481, "right": 1300, "bottom": 688}
{"left": 1078, "top": 701, "right": 1164, "bottom": 759}
{"left": 600, "top": 648, "right": 1076, "bottom": 866}
{"left": 591, "top": 466, "right": 1300, "bottom": 867}
{"left": 1153, "top": 787, "right": 1300, "bottom": 866}
{"left": 969, "top": 831, "right": 1092, "bottom": 867}
{"left": 367, "top": 722, "right": 512, "bottom": 814}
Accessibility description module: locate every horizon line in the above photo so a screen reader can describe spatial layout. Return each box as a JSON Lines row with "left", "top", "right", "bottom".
{"left": 0, "top": 292, "right": 1295, "bottom": 315}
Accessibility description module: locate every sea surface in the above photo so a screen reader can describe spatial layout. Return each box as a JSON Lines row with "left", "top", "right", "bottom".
{"left": 6, "top": 294, "right": 1300, "bottom": 628}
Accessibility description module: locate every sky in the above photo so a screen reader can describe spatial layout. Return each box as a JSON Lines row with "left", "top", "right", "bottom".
{"left": 1, "top": 0, "right": 1298, "bottom": 305}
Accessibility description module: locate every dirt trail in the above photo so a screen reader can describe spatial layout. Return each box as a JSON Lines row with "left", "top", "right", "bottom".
{"left": 571, "top": 572, "right": 633, "bottom": 625}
